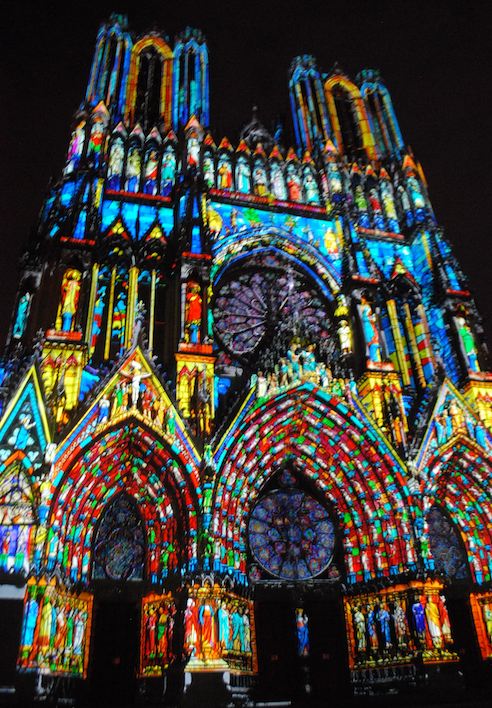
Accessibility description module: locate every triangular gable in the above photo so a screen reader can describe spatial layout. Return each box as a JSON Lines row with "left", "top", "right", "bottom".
{"left": 145, "top": 126, "right": 162, "bottom": 144}
{"left": 390, "top": 257, "right": 417, "bottom": 287}
{"left": 415, "top": 379, "right": 491, "bottom": 469}
{"left": 323, "top": 139, "right": 338, "bottom": 157}
{"left": 185, "top": 115, "right": 203, "bottom": 133}
{"left": 218, "top": 137, "right": 233, "bottom": 152}
{"left": 56, "top": 346, "right": 200, "bottom": 467}
{"left": 0, "top": 367, "right": 51, "bottom": 474}
{"left": 106, "top": 217, "right": 131, "bottom": 240}
{"left": 213, "top": 381, "right": 405, "bottom": 474}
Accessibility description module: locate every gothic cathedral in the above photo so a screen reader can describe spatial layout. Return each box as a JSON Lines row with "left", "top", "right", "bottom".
{"left": 1, "top": 13, "right": 491, "bottom": 706}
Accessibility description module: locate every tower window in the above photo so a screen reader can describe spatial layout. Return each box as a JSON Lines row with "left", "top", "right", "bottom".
{"left": 135, "top": 48, "right": 163, "bottom": 130}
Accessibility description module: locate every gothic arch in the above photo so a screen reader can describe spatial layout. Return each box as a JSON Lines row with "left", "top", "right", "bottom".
{"left": 212, "top": 227, "right": 341, "bottom": 300}
{"left": 126, "top": 36, "right": 173, "bottom": 128}
{"left": 43, "top": 417, "right": 201, "bottom": 585}
{"left": 422, "top": 439, "right": 492, "bottom": 585}
{"left": 324, "top": 74, "right": 376, "bottom": 161}
{"left": 211, "top": 384, "right": 416, "bottom": 584}
{"left": 86, "top": 21, "right": 132, "bottom": 115}
{"left": 289, "top": 56, "right": 330, "bottom": 151}
{"left": 359, "top": 77, "right": 404, "bottom": 157}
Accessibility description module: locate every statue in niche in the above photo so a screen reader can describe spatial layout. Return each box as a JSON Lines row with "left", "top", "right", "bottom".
{"left": 203, "top": 153, "right": 215, "bottom": 188}
{"left": 143, "top": 148, "right": 159, "bottom": 195}
{"left": 303, "top": 170, "right": 320, "bottom": 204}
{"left": 359, "top": 296, "right": 382, "bottom": 363}
{"left": 337, "top": 319, "right": 352, "bottom": 355}
{"left": 125, "top": 146, "right": 141, "bottom": 192}
{"left": 161, "top": 146, "right": 176, "bottom": 194}
{"left": 353, "top": 606, "right": 367, "bottom": 653}
{"left": 455, "top": 315, "right": 480, "bottom": 372}
{"left": 482, "top": 602, "right": 492, "bottom": 644}
{"left": 64, "top": 120, "right": 85, "bottom": 174}
{"left": 217, "top": 156, "right": 232, "bottom": 189}
{"left": 381, "top": 181, "right": 398, "bottom": 222}
{"left": 236, "top": 157, "right": 251, "bottom": 193}
{"left": 187, "top": 136, "right": 200, "bottom": 168}
{"left": 286, "top": 164, "right": 302, "bottom": 202}
{"left": 368, "top": 188, "right": 382, "bottom": 214}
{"left": 270, "top": 162, "right": 287, "bottom": 200}
{"left": 253, "top": 162, "right": 267, "bottom": 196}
{"left": 88, "top": 119, "right": 104, "bottom": 168}
{"left": 12, "top": 292, "right": 32, "bottom": 340}
{"left": 327, "top": 162, "right": 342, "bottom": 196}
{"left": 107, "top": 139, "right": 124, "bottom": 190}
{"left": 295, "top": 608, "right": 309, "bottom": 657}
{"left": 184, "top": 281, "right": 202, "bottom": 344}
{"left": 407, "top": 175, "right": 425, "bottom": 210}
{"left": 59, "top": 269, "right": 81, "bottom": 331}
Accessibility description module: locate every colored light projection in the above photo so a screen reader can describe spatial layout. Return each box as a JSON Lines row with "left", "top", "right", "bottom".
{"left": 18, "top": 578, "right": 93, "bottom": 678}
{"left": 45, "top": 425, "right": 197, "bottom": 584}
{"left": 213, "top": 385, "right": 416, "bottom": 585}
{"left": 419, "top": 437, "right": 492, "bottom": 586}
{"left": 93, "top": 494, "right": 146, "bottom": 581}
{"left": 0, "top": 368, "right": 50, "bottom": 475}
{"left": 0, "top": 370, "right": 50, "bottom": 575}
{"left": 139, "top": 593, "right": 176, "bottom": 677}
{"left": 295, "top": 608, "right": 310, "bottom": 657}
{"left": 213, "top": 258, "right": 331, "bottom": 362}
{"left": 184, "top": 586, "right": 256, "bottom": 673}
{"left": 42, "top": 350, "right": 201, "bottom": 584}
{"left": 209, "top": 200, "right": 343, "bottom": 291}
{"left": 248, "top": 475, "right": 336, "bottom": 580}
{"left": 0, "top": 457, "right": 35, "bottom": 575}
{"left": 344, "top": 582, "right": 458, "bottom": 670}
{"left": 469, "top": 592, "right": 492, "bottom": 660}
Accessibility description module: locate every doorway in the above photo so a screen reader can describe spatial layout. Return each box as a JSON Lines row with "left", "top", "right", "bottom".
{"left": 89, "top": 599, "right": 140, "bottom": 706}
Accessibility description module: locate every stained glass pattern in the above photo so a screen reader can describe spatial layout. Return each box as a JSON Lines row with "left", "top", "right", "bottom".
{"left": 93, "top": 495, "right": 145, "bottom": 581}
{"left": 427, "top": 506, "right": 469, "bottom": 581}
{"left": 18, "top": 579, "right": 93, "bottom": 678}
{"left": 344, "top": 582, "right": 458, "bottom": 670}
{"left": 213, "top": 259, "right": 330, "bottom": 360}
{"left": 139, "top": 593, "right": 176, "bottom": 676}
{"left": 249, "top": 488, "right": 335, "bottom": 580}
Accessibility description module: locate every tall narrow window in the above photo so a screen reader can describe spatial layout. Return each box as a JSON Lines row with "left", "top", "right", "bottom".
{"left": 333, "top": 86, "right": 362, "bottom": 158}
{"left": 135, "top": 49, "right": 163, "bottom": 130}
{"left": 93, "top": 494, "right": 146, "bottom": 581}
{"left": 427, "top": 506, "right": 469, "bottom": 581}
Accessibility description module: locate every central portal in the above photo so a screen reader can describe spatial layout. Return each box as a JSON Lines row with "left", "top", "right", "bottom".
{"left": 90, "top": 599, "right": 139, "bottom": 707}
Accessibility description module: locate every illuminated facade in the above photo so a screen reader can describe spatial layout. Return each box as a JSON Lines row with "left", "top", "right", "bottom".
{"left": 0, "top": 14, "right": 491, "bottom": 704}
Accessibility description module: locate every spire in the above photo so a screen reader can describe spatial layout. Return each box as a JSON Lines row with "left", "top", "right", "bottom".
{"left": 240, "top": 106, "right": 274, "bottom": 153}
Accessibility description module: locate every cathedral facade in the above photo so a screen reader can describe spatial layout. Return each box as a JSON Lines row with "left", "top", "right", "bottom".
{"left": 1, "top": 13, "right": 491, "bottom": 705}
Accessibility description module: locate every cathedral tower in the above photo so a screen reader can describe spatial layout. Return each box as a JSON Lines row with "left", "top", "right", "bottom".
{"left": 1, "top": 13, "right": 491, "bottom": 706}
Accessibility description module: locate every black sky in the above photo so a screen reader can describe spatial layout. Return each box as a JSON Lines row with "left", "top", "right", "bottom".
{"left": 1, "top": 0, "right": 491, "bottom": 347}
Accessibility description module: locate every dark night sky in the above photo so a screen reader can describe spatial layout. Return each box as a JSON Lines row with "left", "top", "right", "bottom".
{"left": 1, "top": 0, "right": 491, "bottom": 346}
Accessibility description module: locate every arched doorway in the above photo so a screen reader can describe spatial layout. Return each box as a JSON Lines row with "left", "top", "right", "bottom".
{"left": 423, "top": 442, "right": 492, "bottom": 691}
{"left": 90, "top": 494, "right": 146, "bottom": 706}
{"left": 43, "top": 416, "right": 201, "bottom": 706}
{"left": 247, "top": 464, "right": 349, "bottom": 701}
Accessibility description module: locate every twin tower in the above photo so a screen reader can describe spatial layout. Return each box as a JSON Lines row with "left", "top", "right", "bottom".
{"left": 86, "top": 15, "right": 402, "bottom": 159}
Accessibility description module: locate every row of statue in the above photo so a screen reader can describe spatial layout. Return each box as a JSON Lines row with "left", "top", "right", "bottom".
{"left": 184, "top": 596, "right": 252, "bottom": 663}
{"left": 142, "top": 599, "right": 176, "bottom": 669}
{"left": 350, "top": 592, "right": 454, "bottom": 663}
{"left": 253, "top": 342, "right": 355, "bottom": 399}
{"left": 96, "top": 361, "right": 176, "bottom": 436}
{"left": 19, "top": 590, "right": 90, "bottom": 675}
